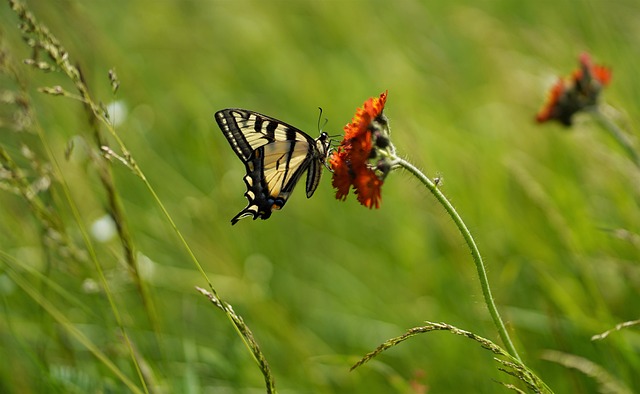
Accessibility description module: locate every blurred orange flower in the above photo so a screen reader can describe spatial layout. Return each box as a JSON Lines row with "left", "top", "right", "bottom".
{"left": 536, "top": 52, "right": 611, "bottom": 126}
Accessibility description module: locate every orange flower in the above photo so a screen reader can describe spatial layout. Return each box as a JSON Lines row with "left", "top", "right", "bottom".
{"left": 536, "top": 52, "right": 612, "bottom": 126}
{"left": 330, "top": 91, "right": 389, "bottom": 209}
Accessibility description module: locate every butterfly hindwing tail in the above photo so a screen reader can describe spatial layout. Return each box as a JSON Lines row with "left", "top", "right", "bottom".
{"left": 230, "top": 147, "right": 284, "bottom": 224}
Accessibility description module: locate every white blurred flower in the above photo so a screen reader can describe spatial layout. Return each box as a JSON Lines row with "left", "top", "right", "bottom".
{"left": 106, "top": 100, "right": 128, "bottom": 127}
{"left": 90, "top": 214, "right": 117, "bottom": 243}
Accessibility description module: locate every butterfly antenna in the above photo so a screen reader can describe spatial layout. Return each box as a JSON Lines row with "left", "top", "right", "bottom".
{"left": 316, "top": 107, "right": 342, "bottom": 141}
{"left": 317, "top": 107, "right": 329, "bottom": 133}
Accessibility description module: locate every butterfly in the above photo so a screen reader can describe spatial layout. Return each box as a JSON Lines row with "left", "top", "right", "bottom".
{"left": 215, "top": 109, "right": 331, "bottom": 224}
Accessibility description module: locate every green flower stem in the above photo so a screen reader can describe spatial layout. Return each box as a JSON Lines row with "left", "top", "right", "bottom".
{"left": 588, "top": 107, "right": 640, "bottom": 168}
{"left": 391, "top": 154, "right": 522, "bottom": 362}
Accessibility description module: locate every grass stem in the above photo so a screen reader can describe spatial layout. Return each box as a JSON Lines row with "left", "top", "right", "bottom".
{"left": 588, "top": 107, "right": 640, "bottom": 168}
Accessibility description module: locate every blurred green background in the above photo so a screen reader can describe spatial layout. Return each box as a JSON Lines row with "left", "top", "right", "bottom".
{"left": 1, "top": 0, "right": 640, "bottom": 392}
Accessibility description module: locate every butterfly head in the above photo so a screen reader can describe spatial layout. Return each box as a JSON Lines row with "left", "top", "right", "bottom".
{"left": 315, "top": 132, "right": 332, "bottom": 160}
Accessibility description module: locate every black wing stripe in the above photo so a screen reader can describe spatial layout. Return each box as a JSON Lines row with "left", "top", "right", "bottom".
{"left": 285, "top": 127, "right": 298, "bottom": 142}
{"left": 253, "top": 114, "right": 264, "bottom": 134}
{"left": 280, "top": 128, "right": 297, "bottom": 191}
{"left": 305, "top": 146, "right": 322, "bottom": 197}
{"left": 215, "top": 110, "right": 253, "bottom": 160}
{"left": 265, "top": 120, "right": 278, "bottom": 140}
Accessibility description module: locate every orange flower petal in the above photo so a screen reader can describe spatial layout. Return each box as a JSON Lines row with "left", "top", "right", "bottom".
{"left": 349, "top": 132, "right": 372, "bottom": 164}
{"left": 329, "top": 151, "right": 352, "bottom": 200}
{"left": 365, "top": 90, "right": 387, "bottom": 119}
{"left": 354, "top": 168, "right": 382, "bottom": 209}
{"left": 536, "top": 79, "right": 566, "bottom": 123}
{"left": 592, "top": 65, "right": 612, "bottom": 86}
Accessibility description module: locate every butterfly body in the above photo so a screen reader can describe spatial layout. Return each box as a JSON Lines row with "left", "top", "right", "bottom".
{"left": 215, "top": 109, "right": 330, "bottom": 224}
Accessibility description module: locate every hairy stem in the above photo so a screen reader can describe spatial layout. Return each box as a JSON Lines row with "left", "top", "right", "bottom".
{"left": 392, "top": 155, "right": 521, "bottom": 362}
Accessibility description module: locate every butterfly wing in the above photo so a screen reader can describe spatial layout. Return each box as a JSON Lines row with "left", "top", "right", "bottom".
{"left": 215, "top": 109, "right": 327, "bottom": 224}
